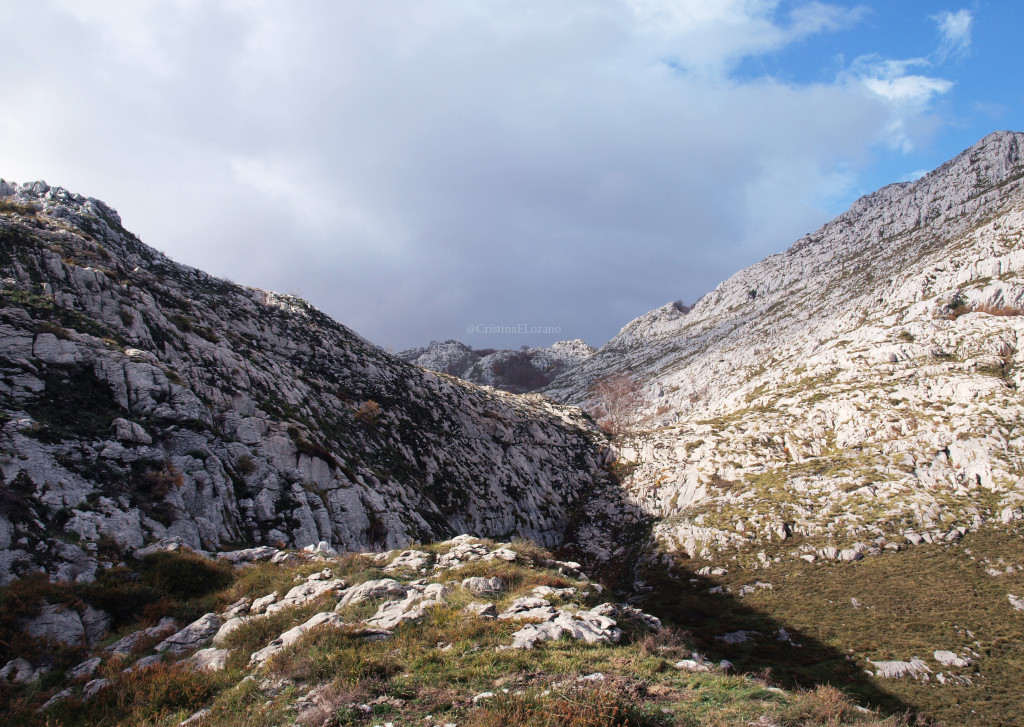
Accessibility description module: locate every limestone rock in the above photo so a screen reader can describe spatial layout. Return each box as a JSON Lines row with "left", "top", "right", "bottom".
{"left": 155, "top": 613, "right": 222, "bottom": 655}
{"left": 107, "top": 617, "right": 177, "bottom": 656}
{"left": 870, "top": 659, "right": 932, "bottom": 679}
{"left": 0, "top": 658, "right": 41, "bottom": 684}
{"left": 181, "top": 648, "right": 230, "bottom": 672}
{"left": 933, "top": 650, "right": 971, "bottom": 668}
{"left": 461, "top": 576, "right": 506, "bottom": 595}
{"left": 67, "top": 657, "right": 102, "bottom": 681}
{"left": 249, "top": 611, "right": 346, "bottom": 667}
{"left": 463, "top": 602, "right": 498, "bottom": 619}
{"left": 337, "top": 579, "right": 406, "bottom": 608}
{"left": 83, "top": 678, "right": 109, "bottom": 700}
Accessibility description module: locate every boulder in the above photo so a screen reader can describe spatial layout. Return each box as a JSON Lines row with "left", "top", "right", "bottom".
{"left": 336, "top": 579, "right": 406, "bottom": 608}
{"left": 67, "top": 657, "right": 102, "bottom": 681}
{"left": 83, "top": 678, "right": 109, "bottom": 700}
{"left": 0, "top": 658, "right": 40, "bottom": 684}
{"left": 385, "top": 550, "right": 431, "bottom": 572}
{"left": 869, "top": 659, "right": 932, "bottom": 679}
{"left": 464, "top": 602, "right": 497, "bottom": 619}
{"left": 181, "top": 648, "right": 231, "bottom": 672}
{"left": 933, "top": 650, "right": 970, "bottom": 668}
{"left": 461, "top": 577, "right": 506, "bottom": 595}
{"left": 497, "top": 597, "right": 557, "bottom": 622}
{"left": 155, "top": 613, "right": 222, "bottom": 655}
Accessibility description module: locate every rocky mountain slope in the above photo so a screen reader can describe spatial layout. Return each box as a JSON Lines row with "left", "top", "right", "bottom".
{"left": 0, "top": 182, "right": 615, "bottom": 586}
{"left": 398, "top": 339, "right": 594, "bottom": 393}
{"left": 543, "top": 131, "right": 1024, "bottom": 565}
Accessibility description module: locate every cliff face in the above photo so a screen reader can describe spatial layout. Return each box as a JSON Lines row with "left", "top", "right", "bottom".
{"left": 544, "top": 131, "right": 1024, "bottom": 563}
{"left": 0, "top": 182, "right": 612, "bottom": 585}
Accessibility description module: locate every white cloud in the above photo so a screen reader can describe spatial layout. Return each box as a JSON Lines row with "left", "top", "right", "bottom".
{"left": 0, "top": 1, "right": 957, "bottom": 348}
{"left": 624, "top": 0, "right": 863, "bottom": 74}
{"left": 933, "top": 9, "right": 973, "bottom": 61}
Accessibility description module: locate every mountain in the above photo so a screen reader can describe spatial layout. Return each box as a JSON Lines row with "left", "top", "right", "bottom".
{"left": 5, "top": 132, "right": 1024, "bottom": 724}
{"left": 0, "top": 181, "right": 617, "bottom": 587}
{"left": 397, "top": 339, "right": 594, "bottom": 393}
{"left": 543, "top": 130, "right": 1024, "bottom": 556}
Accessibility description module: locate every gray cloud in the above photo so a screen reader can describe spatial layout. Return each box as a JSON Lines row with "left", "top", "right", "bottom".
{"left": 0, "top": 1, "right": 953, "bottom": 349}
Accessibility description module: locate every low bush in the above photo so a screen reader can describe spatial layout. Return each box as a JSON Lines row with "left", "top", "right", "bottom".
{"left": 138, "top": 550, "right": 234, "bottom": 601}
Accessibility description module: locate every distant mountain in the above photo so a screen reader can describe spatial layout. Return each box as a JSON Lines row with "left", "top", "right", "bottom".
{"left": 397, "top": 338, "right": 594, "bottom": 393}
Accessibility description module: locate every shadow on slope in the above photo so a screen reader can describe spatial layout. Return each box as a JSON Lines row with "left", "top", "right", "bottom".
{"left": 558, "top": 476, "right": 919, "bottom": 722}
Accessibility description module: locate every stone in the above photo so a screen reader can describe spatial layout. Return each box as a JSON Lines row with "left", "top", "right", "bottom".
{"left": 1009, "top": 593, "right": 1024, "bottom": 612}
{"left": 217, "top": 547, "right": 279, "bottom": 566}
{"left": 716, "top": 630, "right": 759, "bottom": 644}
{"left": 869, "top": 659, "right": 932, "bottom": 679}
{"left": 250, "top": 592, "right": 279, "bottom": 614}
{"left": 673, "top": 659, "right": 712, "bottom": 672}
{"left": 266, "top": 578, "right": 347, "bottom": 615}
{"left": 461, "top": 576, "right": 506, "bottom": 595}
{"left": 212, "top": 616, "right": 250, "bottom": 647}
{"left": 107, "top": 617, "right": 177, "bottom": 655}
{"left": 67, "top": 656, "right": 102, "bottom": 681}
{"left": 181, "top": 648, "right": 230, "bottom": 672}
{"left": 509, "top": 609, "right": 620, "bottom": 649}
{"left": 83, "top": 678, "right": 109, "bottom": 700}
{"left": 497, "top": 597, "right": 558, "bottom": 622}
{"left": 155, "top": 613, "right": 222, "bottom": 655}
{"left": 37, "top": 687, "right": 73, "bottom": 712}
{"left": 463, "top": 602, "right": 498, "bottom": 619}
{"left": 112, "top": 417, "right": 153, "bottom": 445}
{"left": 179, "top": 708, "right": 212, "bottom": 726}
{"left": 385, "top": 550, "right": 431, "bottom": 572}
{"left": 589, "top": 602, "right": 661, "bottom": 631}
{"left": 22, "top": 603, "right": 88, "bottom": 646}
{"left": 933, "top": 650, "right": 970, "bottom": 668}
{"left": 302, "top": 541, "right": 338, "bottom": 557}
{"left": 336, "top": 579, "right": 406, "bottom": 608}
{"left": 532, "top": 585, "right": 577, "bottom": 599}
{"left": 125, "top": 654, "right": 163, "bottom": 672}
{"left": 482, "top": 547, "right": 518, "bottom": 562}
{"left": 221, "top": 596, "right": 252, "bottom": 619}
{"left": 250, "top": 611, "right": 347, "bottom": 667}
{"left": 0, "top": 658, "right": 39, "bottom": 684}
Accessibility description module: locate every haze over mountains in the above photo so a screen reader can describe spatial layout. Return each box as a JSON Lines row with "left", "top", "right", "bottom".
{"left": 2, "top": 131, "right": 1024, "bottom": 724}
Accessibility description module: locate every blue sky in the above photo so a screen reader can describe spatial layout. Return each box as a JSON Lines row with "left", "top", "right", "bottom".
{"left": 0, "top": 1, "right": 1021, "bottom": 350}
{"left": 735, "top": 1, "right": 1023, "bottom": 205}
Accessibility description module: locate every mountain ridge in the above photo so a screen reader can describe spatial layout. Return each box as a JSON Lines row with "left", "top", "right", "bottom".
{"left": 0, "top": 179, "right": 619, "bottom": 586}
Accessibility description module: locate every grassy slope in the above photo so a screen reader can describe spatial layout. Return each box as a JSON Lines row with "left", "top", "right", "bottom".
{"left": 0, "top": 539, "right": 908, "bottom": 727}
{"left": 634, "top": 523, "right": 1024, "bottom": 726}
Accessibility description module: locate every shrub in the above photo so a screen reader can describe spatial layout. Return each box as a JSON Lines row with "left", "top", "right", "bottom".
{"left": 235, "top": 454, "right": 257, "bottom": 476}
{"left": 972, "top": 302, "right": 1024, "bottom": 317}
{"left": 69, "top": 662, "right": 232, "bottom": 725}
{"left": 355, "top": 399, "right": 381, "bottom": 423}
{"left": 466, "top": 685, "right": 671, "bottom": 727}
{"left": 138, "top": 550, "right": 234, "bottom": 601}
{"left": 0, "top": 199, "right": 36, "bottom": 215}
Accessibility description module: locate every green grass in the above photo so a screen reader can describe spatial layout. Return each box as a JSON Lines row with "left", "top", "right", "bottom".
{"left": 636, "top": 523, "right": 1024, "bottom": 726}
{"left": 0, "top": 537, "right": 917, "bottom": 727}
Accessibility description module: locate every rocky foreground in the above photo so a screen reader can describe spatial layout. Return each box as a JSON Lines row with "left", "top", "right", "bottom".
{"left": 0, "top": 535, "right": 908, "bottom": 726}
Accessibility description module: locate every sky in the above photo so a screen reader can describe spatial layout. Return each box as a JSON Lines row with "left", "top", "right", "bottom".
{"left": 0, "top": 1, "right": 1022, "bottom": 351}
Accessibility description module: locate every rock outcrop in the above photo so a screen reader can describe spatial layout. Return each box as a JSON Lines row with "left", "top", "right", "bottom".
{"left": 0, "top": 180, "right": 612, "bottom": 584}
{"left": 542, "top": 131, "right": 1024, "bottom": 565}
